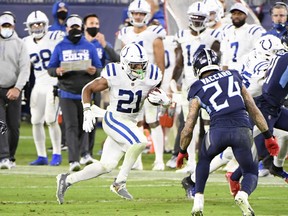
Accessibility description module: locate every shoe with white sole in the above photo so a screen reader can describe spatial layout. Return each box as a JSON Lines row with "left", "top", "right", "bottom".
{"left": 152, "top": 161, "right": 165, "bottom": 171}
{"left": 80, "top": 154, "right": 96, "bottom": 165}
{"left": 191, "top": 194, "right": 204, "bottom": 216}
{"left": 235, "top": 191, "right": 255, "bottom": 216}
{"left": 110, "top": 180, "right": 133, "bottom": 200}
{"left": 56, "top": 173, "right": 71, "bottom": 204}
{"left": 0, "top": 158, "right": 12, "bottom": 169}
{"left": 69, "top": 162, "right": 81, "bottom": 172}
{"left": 176, "top": 162, "right": 195, "bottom": 174}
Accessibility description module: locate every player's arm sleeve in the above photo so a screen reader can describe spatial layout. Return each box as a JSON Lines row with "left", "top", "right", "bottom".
{"left": 104, "top": 43, "right": 120, "bottom": 62}
{"left": 15, "top": 41, "right": 31, "bottom": 91}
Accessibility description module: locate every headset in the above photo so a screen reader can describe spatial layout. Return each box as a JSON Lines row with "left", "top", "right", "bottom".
{"left": 0, "top": 11, "right": 16, "bottom": 24}
{"left": 269, "top": 2, "right": 288, "bottom": 15}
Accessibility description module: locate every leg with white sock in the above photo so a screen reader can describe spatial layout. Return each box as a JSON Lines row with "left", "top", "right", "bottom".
{"left": 32, "top": 123, "right": 47, "bottom": 158}
{"left": 150, "top": 124, "right": 165, "bottom": 170}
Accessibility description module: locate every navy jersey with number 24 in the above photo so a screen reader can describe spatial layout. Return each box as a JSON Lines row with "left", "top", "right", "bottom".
{"left": 188, "top": 70, "right": 251, "bottom": 129}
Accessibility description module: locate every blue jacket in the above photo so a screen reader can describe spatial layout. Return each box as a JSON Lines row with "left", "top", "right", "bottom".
{"left": 48, "top": 1, "right": 70, "bottom": 32}
{"left": 48, "top": 36, "right": 102, "bottom": 95}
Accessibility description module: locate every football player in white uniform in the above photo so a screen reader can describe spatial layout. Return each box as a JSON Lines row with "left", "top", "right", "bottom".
{"left": 23, "top": 11, "right": 64, "bottom": 166}
{"left": 173, "top": 1, "right": 220, "bottom": 176}
{"left": 55, "top": 43, "right": 171, "bottom": 204}
{"left": 221, "top": 3, "right": 266, "bottom": 72}
{"left": 118, "top": 0, "right": 167, "bottom": 170}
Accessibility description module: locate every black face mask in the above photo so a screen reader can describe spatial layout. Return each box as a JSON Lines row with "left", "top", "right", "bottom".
{"left": 57, "top": 11, "right": 68, "bottom": 21}
{"left": 68, "top": 28, "right": 82, "bottom": 44}
{"left": 86, "top": 27, "right": 99, "bottom": 37}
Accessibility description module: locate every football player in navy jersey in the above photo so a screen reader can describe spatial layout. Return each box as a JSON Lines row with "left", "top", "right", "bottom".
{"left": 230, "top": 48, "right": 288, "bottom": 187}
{"left": 178, "top": 48, "right": 279, "bottom": 216}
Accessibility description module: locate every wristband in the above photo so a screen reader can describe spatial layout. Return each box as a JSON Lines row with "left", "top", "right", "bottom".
{"left": 83, "top": 103, "right": 91, "bottom": 111}
{"left": 262, "top": 130, "right": 272, "bottom": 139}
{"left": 179, "top": 148, "right": 187, "bottom": 154}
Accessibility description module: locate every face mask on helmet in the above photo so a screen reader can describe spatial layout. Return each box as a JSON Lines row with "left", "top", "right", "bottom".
{"left": 0, "top": 27, "right": 13, "bottom": 38}
{"left": 205, "top": 0, "right": 224, "bottom": 28}
{"left": 255, "top": 35, "right": 285, "bottom": 61}
{"left": 120, "top": 43, "right": 148, "bottom": 80}
{"left": 281, "top": 34, "right": 288, "bottom": 51}
{"left": 25, "top": 11, "right": 49, "bottom": 39}
{"left": 193, "top": 48, "right": 220, "bottom": 78}
{"left": 128, "top": 0, "right": 151, "bottom": 27}
{"left": 187, "top": 1, "right": 209, "bottom": 33}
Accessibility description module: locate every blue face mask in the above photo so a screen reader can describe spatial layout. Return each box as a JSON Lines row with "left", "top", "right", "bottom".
{"left": 273, "top": 23, "right": 286, "bottom": 31}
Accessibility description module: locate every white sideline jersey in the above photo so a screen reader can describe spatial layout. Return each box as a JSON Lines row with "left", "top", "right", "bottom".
{"left": 161, "top": 35, "right": 177, "bottom": 92}
{"left": 23, "top": 30, "right": 64, "bottom": 85}
{"left": 174, "top": 28, "right": 218, "bottom": 90}
{"left": 220, "top": 23, "right": 266, "bottom": 71}
{"left": 118, "top": 25, "right": 166, "bottom": 63}
{"left": 101, "top": 62, "right": 162, "bottom": 120}
{"left": 241, "top": 50, "right": 270, "bottom": 97}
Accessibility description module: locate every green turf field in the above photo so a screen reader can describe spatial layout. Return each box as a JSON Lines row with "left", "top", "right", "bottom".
{"left": 0, "top": 122, "right": 287, "bottom": 216}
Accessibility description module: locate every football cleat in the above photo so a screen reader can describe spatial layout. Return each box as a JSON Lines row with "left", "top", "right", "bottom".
{"left": 166, "top": 155, "right": 177, "bottom": 169}
{"left": 235, "top": 191, "right": 255, "bottom": 216}
{"left": 79, "top": 154, "right": 96, "bottom": 166}
{"left": 181, "top": 176, "right": 195, "bottom": 199}
{"left": 29, "top": 156, "right": 48, "bottom": 165}
{"left": 191, "top": 193, "right": 204, "bottom": 216}
{"left": 69, "top": 162, "right": 81, "bottom": 172}
{"left": 0, "top": 158, "right": 12, "bottom": 169}
{"left": 269, "top": 164, "right": 288, "bottom": 183}
{"left": 225, "top": 172, "right": 240, "bottom": 197}
{"left": 50, "top": 154, "right": 62, "bottom": 166}
{"left": 110, "top": 180, "right": 133, "bottom": 200}
{"left": 152, "top": 161, "right": 165, "bottom": 171}
{"left": 258, "top": 161, "right": 269, "bottom": 177}
{"left": 56, "top": 173, "right": 71, "bottom": 204}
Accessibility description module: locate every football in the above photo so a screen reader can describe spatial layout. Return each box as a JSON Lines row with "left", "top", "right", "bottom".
{"left": 147, "top": 87, "right": 161, "bottom": 106}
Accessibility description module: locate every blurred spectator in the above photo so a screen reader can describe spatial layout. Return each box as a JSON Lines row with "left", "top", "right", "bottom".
{"left": 0, "top": 11, "right": 30, "bottom": 169}
{"left": 263, "top": 2, "right": 287, "bottom": 38}
{"left": 49, "top": 1, "right": 69, "bottom": 33}
{"left": 47, "top": 14, "right": 102, "bottom": 172}
{"left": 82, "top": 13, "right": 119, "bottom": 160}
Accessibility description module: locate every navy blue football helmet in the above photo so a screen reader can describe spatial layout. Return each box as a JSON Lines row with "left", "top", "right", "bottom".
{"left": 192, "top": 48, "right": 220, "bottom": 78}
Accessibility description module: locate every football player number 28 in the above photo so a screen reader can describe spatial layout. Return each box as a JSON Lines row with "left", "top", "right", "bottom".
{"left": 117, "top": 89, "right": 142, "bottom": 113}
{"left": 30, "top": 49, "right": 52, "bottom": 71}
{"left": 202, "top": 76, "right": 241, "bottom": 112}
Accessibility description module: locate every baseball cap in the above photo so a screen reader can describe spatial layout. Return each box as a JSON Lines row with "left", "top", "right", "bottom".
{"left": 230, "top": 3, "right": 248, "bottom": 16}
{"left": 66, "top": 15, "right": 82, "bottom": 28}
{"left": 0, "top": 13, "right": 15, "bottom": 26}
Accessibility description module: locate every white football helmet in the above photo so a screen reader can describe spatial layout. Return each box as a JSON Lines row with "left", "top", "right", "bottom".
{"left": 203, "top": 0, "right": 224, "bottom": 27}
{"left": 128, "top": 0, "right": 151, "bottom": 27}
{"left": 25, "top": 10, "right": 49, "bottom": 39}
{"left": 187, "top": 1, "right": 209, "bottom": 33}
{"left": 120, "top": 43, "right": 148, "bottom": 80}
{"left": 255, "top": 35, "right": 285, "bottom": 61}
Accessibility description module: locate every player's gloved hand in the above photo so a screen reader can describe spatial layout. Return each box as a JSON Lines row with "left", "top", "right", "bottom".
{"left": 82, "top": 104, "right": 96, "bottom": 133}
{"left": 176, "top": 149, "right": 188, "bottom": 168}
{"left": 0, "top": 120, "right": 7, "bottom": 135}
{"left": 148, "top": 88, "right": 171, "bottom": 106}
{"left": 265, "top": 136, "right": 279, "bottom": 156}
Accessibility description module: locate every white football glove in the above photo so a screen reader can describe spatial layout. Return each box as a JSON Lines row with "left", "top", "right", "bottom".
{"left": 82, "top": 104, "right": 96, "bottom": 133}
{"left": 148, "top": 88, "right": 171, "bottom": 106}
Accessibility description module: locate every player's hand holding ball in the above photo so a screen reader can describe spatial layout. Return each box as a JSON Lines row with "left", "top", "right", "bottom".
{"left": 147, "top": 87, "right": 171, "bottom": 106}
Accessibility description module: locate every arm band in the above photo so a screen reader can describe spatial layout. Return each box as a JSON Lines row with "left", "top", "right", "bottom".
{"left": 179, "top": 148, "right": 187, "bottom": 154}
{"left": 262, "top": 130, "right": 272, "bottom": 139}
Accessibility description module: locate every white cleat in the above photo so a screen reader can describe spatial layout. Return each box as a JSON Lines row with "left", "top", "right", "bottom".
{"left": 235, "top": 191, "right": 255, "bottom": 216}
{"left": 152, "top": 161, "right": 165, "bottom": 171}
{"left": 191, "top": 194, "right": 204, "bottom": 216}
{"left": 176, "top": 162, "right": 195, "bottom": 174}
